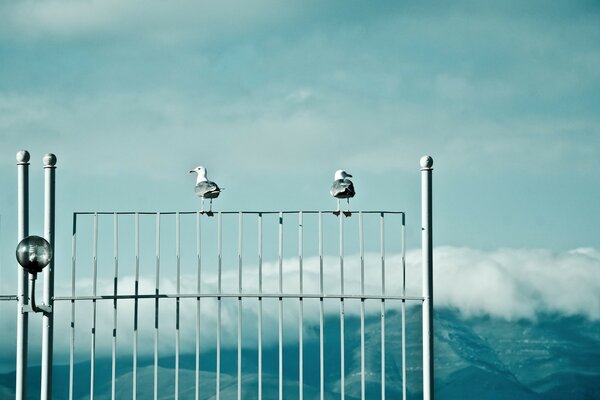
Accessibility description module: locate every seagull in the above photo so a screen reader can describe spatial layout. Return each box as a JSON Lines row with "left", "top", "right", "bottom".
{"left": 330, "top": 169, "right": 355, "bottom": 215}
{"left": 189, "top": 166, "right": 222, "bottom": 214}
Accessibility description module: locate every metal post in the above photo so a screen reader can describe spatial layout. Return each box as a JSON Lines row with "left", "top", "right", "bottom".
{"left": 41, "top": 153, "right": 57, "bottom": 400}
{"left": 16, "top": 150, "right": 30, "bottom": 400}
{"left": 421, "top": 156, "right": 434, "bottom": 400}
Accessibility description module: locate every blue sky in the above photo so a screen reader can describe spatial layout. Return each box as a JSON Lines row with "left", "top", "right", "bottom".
{"left": 1, "top": 0, "right": 600, "bottom": 372}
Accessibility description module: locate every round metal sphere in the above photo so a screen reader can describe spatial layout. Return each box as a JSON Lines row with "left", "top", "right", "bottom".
{"left": 420, "top": 155, "right": 433, "bottom": 169}
{"left": 43, "top": 153, "right": 57, "bottom": 167}
{"left": 16, "top": 150, "right": 30, "bottom": 163}
{"left": 16, "top": 236, "right": 53, "bottom": 273}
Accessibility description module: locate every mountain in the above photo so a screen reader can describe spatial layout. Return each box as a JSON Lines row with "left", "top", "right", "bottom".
{"left": 1, "top": 307, "right": 599, "bottom": 399}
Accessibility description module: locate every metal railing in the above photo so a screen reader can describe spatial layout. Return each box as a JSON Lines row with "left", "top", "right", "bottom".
{"left": 53, "top": 210, "right": 417, "bottom": 400}
{"left": 12, "top": 151, "right": 434, "bottom": 400}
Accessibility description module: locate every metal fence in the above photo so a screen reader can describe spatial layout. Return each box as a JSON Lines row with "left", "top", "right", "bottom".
{"left": 9, "top": 151, "right": 434, "bottom": 400}
{"left": 54, "top": 210, "right": 418, "bottom": 400}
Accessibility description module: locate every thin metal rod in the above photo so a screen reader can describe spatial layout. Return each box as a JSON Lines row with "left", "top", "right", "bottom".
{"left": 359, "top": 212, "right": 365, "bottom": 400}
{"left": 154, "top": 213, "right": 161, "bottom": 400}
{"left": 339, "top": 214, "right": 345, "bottom": 400}
{"left": 238, "top": 212, "right": 243, "bottom": 400}
{"left": 133, "top": 213, "right": 140, "bottom": 400}
{"left": 41, "top": 153, "right": 56, "bottom": 400}
{"left": 278, "top": 212, "right": 283, "bottom": 400}
{"left": 69, "top": 214, "right": 76, "bottom": 400}
{"left": 16, "top": 151, "right": 29, "bottom": 400}
{"left": 55, "top": 293, "right": 422, "bottom": 302}
{"left": 258, "top": 213, "right": 263, "bottom": 400}
{"left": 217, "top": 212, "right": 222, "bottom": 400}
{"left": 90, "top": 212, "right": 98, "bottom": 400}
{"left": 175, "top": 212, "right": 181, "bottom": 400}
{"left": 298, "top": 212, "right": 304, "bottom": 400}
{"left": 111, "top": 213, "right": 119, "bottom": 400}
{"left": 380, "top": 213, "right": 385, "bottom": 400}
{"left": 401, "top": 214, "right": 407, "bottom": 400}
{"left": 421, "top": 156, "right": 435, "bottom": 400}
{"left": 318, "top": 212, "right": 324, "bottom": 400}
{"left": 195, "top": 212, "right": 201, "bottom": 400}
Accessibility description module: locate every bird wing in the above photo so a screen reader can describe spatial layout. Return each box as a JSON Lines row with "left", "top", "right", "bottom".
{"left": 195, "top": 180, "right": 221, "bottom": 198}
{"left": 330, "top": 179, "right": 355, "bottom": 198}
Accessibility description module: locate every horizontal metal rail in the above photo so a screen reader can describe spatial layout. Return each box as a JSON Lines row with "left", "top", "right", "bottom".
{"left": 54, "top": 293, "right": 423, "bottom": 301}
{"left": 73, "top": 210, "right": 405, "bottom": 216}
{"left": 0, "top": 295, "right": 17, "bottom": 301}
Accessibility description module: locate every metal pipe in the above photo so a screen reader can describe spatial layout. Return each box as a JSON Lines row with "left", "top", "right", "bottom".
{"left": 133, "top": 213, "right": 140, "bottom": 400}
{"left": 401, "top": 214, "right": 407, "bottom": 400}
{"left": 298, "top": 212, "right": 304, "bottom": 400}
{"left": 359, "top": 212, "right": 365, "bottom": 400}
{"left": 258, "top": 213, "right": 263, "bottom": 400}
{"left": 217, "top": 212, "right": 222, "bottom": 400}
{"left": 69, "top": 214, "right": 76, "bottom": 400}
{"left": 238, "top": 212, "right": 243, "bottom": 400}
{"left": 111, "top": 213, "right": 119, "bottom": 400}
{"left": 318, "top": 212, "right": 324, "bottom": 400}
{"left": 90, "top": 213, "right": 98, "bottom": 400}
{"left": 175, "top": 213, "right": 181, "bottom": 400}
{"left": 16, "top": 150, "right": 29, "bottom": 400}
{"left": 339, "top": 214, "right": 345, "bottom": 400}
{"left": 380, "top": 213, "right": 386, "bottom": 400}
{"left": 154, "top": 213, "right": 161, "bottom": 400}
{"left": 41, "top": 153, "right": 56, "bottom": 400}
{"left": 421, "top": 156, "right": 434, "bottom": 400}
{"left": 278, "top": 212, "right": 283, "bottom": 400}
{"left": 195, "top": 212, "right": 201, "bottom": 400}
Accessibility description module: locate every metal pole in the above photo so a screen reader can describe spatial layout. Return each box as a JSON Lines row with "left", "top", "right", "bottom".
{"left": 421, "top": 156, "right": 434, "bottom": 400}
{"left": 41, "top": 153, "right": 57, "bottom": 400}
{"left": 16, "top": 150, "right": 30, "bottom": 400}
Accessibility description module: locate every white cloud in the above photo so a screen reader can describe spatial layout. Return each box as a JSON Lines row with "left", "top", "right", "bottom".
{"left": 1, "top": 245, "right": 598, "bottom": 370}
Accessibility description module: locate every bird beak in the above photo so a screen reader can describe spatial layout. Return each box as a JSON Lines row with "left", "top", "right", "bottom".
{"left": 347, "top": 173, "right": 353, "bottom": 178}
{"left": 189, "top": 170, "right": 195, "bottom": 173}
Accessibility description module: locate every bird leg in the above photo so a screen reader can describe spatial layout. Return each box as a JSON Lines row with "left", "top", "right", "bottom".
{"left": 343, "top": 198, "right": 352, "bottom": 217}
{"left": 206, "top": 198, "right": 214, "bottom": 217}
{"left": 334, "top": 199, "right": 341, "bottom": 216}
{"left": 201, "top": 198, "right": 205, "bottom": 213}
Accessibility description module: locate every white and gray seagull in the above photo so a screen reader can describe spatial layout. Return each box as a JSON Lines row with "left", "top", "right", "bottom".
{"left": 330, "top": 169, "right": 355, "bottom": 214}
{"left": 189, "top": 166, "right": 222, "bottom": 214}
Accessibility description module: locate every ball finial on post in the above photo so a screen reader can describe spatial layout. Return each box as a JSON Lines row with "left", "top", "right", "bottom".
{"left": 420, "top": 155, "right": 433, "bottom": 169}
{"left": 16, "top": 150, "right": 30, "bottom": 164}
{"left": 43, "top": 153, "right": 57, "bottom": 168}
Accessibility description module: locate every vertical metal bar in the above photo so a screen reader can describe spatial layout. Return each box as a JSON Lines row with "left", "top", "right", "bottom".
{"left": 133, "top": 212, "right": 140, "bottom": 400}
{"left": 421, "top": 156, "right": 434, "bottom": 400}
{"left": 237, "top": 212, "right": 243, "bottom": 400}
{"left": 90, "top": 212, "right": 98, "bottom": 400}
{"left": 278, "top": 212, "right": 283, "bottom": 400}
{"left": 380, "top": 213, "right": 385, "bottom": 400}
{"left": 154, "top": 213, "right": 161, "bottom": 400}
{"left": 195, "top": 212, "right": 201, "bottom": 400}
{"left": 339, "top": 214, "right": 345, "bottom": 400}
{"left": 16, "top": 150, "right": 29, "bottom": 400}
{"left": 111, "top": 213, "right": 119, "bottom": 400}
{"left": 298, "top": 212, "right": 304, "bottom": 400}
{"left": 401, "top": 213, "right": 407, "bottom": 400}
{"left": 258, "top": 213, "right": 263, "bottom": 400}
{"left": 318, "top": 212, "right": 324, "bottom": 400}
{"left": 217, "top": 212, "right": 222, "bottom": 400}
{"left": 175, "top": 213, "right": 181, "bottom": 400}
{"left": 69, "top": 214, "right": 76, "bottom": 400}
{"left": 41, "top": 153, "right": 56, "bottom": 400}
{"left": 359, "top": 212, "right": 365, "bottom": 400}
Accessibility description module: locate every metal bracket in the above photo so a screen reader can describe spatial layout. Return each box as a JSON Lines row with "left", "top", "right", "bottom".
{"left": 21, "top": 304, "right": 53, "bottom": 314}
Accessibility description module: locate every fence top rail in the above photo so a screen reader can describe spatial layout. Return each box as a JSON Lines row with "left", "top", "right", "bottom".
{"left": 53, "top": 293, "right": 424, "bottom": 301}
{"left": 73, "top": 210, "right": 406, "bottom": 216}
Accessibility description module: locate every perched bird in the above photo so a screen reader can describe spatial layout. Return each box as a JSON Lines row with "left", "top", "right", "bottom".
{"left": 189, "top": 166, "right": 222, "bottom": 213}
{"left": 330, "top": 169, "right": 355, "bottom": 213}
